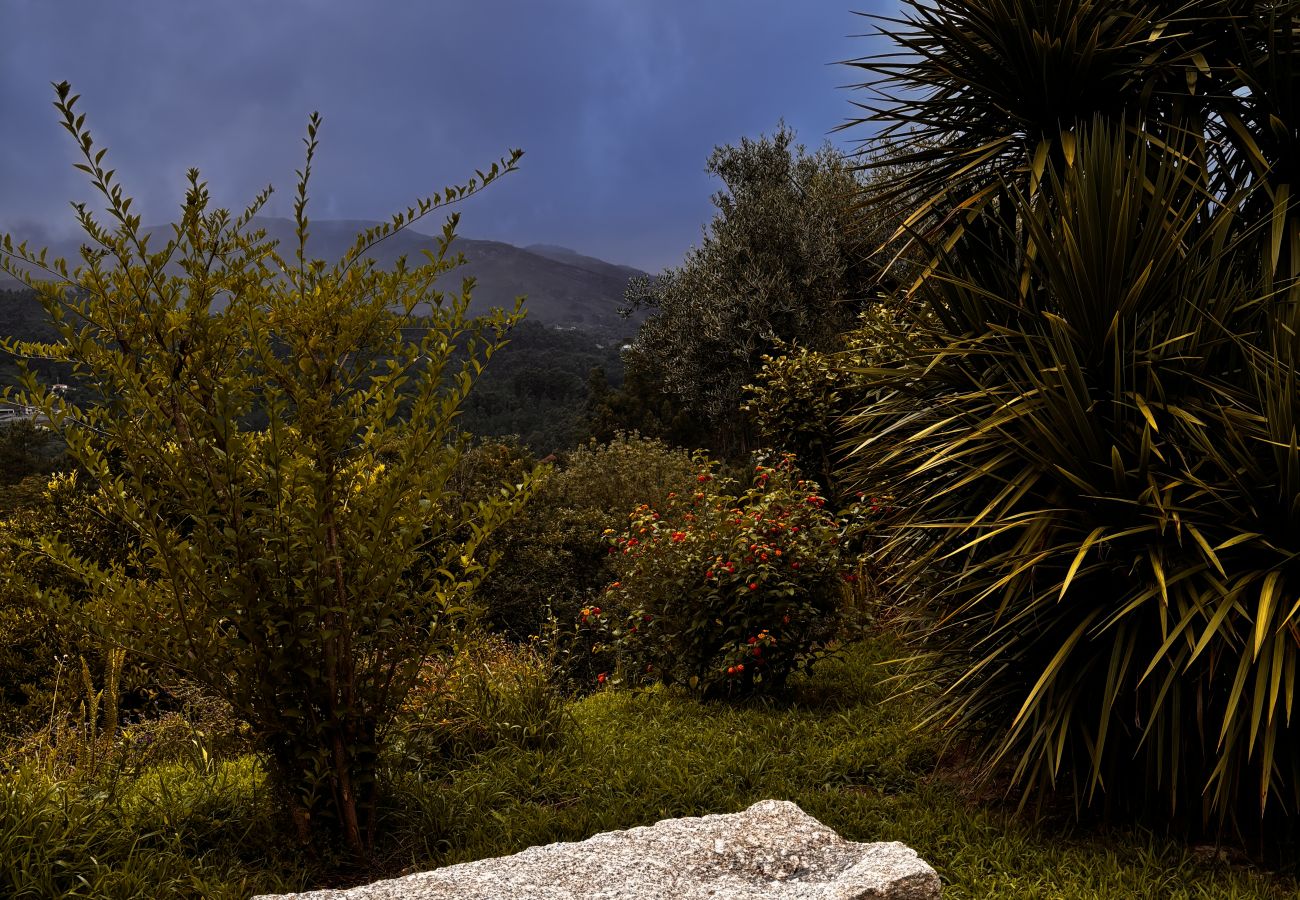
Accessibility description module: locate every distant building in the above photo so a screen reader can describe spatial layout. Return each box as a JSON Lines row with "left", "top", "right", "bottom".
{"left": 0, "top": 403, "right": 52, "bottom": 427}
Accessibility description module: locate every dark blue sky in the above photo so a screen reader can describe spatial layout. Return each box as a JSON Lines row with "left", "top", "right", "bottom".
{"left": 1, "top": 1, "right": 896, "bottom": 272}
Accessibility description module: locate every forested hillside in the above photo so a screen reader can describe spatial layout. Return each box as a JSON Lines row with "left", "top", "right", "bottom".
{"left": 2, "top": 276, "right": 628, "bottom": 453}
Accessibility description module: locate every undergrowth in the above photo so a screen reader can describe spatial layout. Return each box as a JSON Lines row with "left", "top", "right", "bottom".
{"left": 1, "top": 638, "right": 1294, "bottom": 898}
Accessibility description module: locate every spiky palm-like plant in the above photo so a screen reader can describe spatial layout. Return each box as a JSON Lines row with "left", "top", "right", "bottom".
{"left": 843, "top": 0, "right": 1300, "bottom": 290}
{"left": 839, "top": 0, "right": 1300, "bottom": 834}
{"left": 847, "top": 121, "right": 1300, "bottom": 830}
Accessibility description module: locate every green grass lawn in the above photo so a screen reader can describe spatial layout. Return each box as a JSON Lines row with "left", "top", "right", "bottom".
{"left": 2, "top": 637, "right": 1296, "bottom": 898}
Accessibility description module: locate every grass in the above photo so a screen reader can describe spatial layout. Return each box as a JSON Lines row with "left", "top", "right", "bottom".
{"left": 1, "top": 636, "right": 1296, "bottom": 898}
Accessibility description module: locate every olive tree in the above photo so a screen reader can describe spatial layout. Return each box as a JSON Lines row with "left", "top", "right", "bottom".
{"left": 0, "top": 83, "right": 537, "bottom": 855}
{"left": 623, "top": 125, "right": 872, "bottom": 456}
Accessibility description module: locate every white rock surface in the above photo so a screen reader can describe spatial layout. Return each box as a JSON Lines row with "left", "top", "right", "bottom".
{"left": 256, "top": 799, "right": 941, "bottom": 899}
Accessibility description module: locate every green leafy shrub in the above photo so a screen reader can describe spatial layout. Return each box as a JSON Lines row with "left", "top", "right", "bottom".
{"left": 592, "top": 453, "right": 847, "bottom": 698}
{"left": 470, "top": 433, "right": 697, "bottom": 655}
{"left": 0, "top": 472, "right": 151, "bottom": 740}
{"left": 742, "top": 305, "right": 933, "bottom": 501}
{"left": 0, "top": 84, "right": 536, "bottom": 855}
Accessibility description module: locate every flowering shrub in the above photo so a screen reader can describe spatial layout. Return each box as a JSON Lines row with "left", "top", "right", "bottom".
{"left": 593, "top": 452, "right": 848, "bottom": 698}
{"left": 463, "top": 434, "right": 697, "bottom": 686}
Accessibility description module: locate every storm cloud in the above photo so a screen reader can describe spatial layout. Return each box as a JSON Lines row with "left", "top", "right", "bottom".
{"left": 0, "top": 1, "right": 894, "bottom": 272}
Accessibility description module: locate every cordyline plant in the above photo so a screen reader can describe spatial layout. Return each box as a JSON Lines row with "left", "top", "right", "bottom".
{"left": 843, "top": 0, "right": 1300, "bottom": 293}
{"left": 0, "top": 82, "right": 539, "bottom": 855}
{"left": 836, "top": 0, "right": 1300, "bottom": 844}
{"left": 847, "top": 123, "right": 1300, "bottom": 836}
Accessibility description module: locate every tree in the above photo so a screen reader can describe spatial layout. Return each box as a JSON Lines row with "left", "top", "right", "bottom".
{"left": 0, "top": 83, "right": 538, "bottom": 856}
{"left": 623, "top": 124, "right": 872, "bottom": 457}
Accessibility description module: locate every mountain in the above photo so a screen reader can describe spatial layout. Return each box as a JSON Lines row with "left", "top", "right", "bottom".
{"left": 1, "top": 218, "right": 649, "bottom": 338}
{"left": 524, "top": 243, "right": 648, "bottom": 282}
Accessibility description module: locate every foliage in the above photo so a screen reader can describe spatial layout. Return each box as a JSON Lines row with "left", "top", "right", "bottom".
{"left": 624, "top": 124, "right": 872, "bottom": 456}
{"left": 838, "top": 1, "right": 1300, "bottom": 837}
{"left": 388, "top": 637, "right": 569, "bottom": 766}
{"left": 469, "top": 433, "right": 697, "bottom": 661}
{"left": 456, "top": 319, "right": 626, "bottom": 452}
{"left": 844, "top": 0, "right": 1300, "bottom": 292}
{"left": 0, "top": 419, "right": 65, "bottom": 486}
{"left": 740, "top": 303, "right": 929, "bottom": 500}
{"left": 580, "top": 362, "right": 712, "bottom": 451}
{"left": 589, "top": 453, "right": 848, "bottom": 698}
{"left": 847, "top": 121, "right": 1300, "bottom": 832}
{"left": 743, "top": 343, "right": 856, "bottom": 495}
{"left": 0, "top": 761, "right": 297, "bottom": 899}
{"left": 0, "top": 83, "right": 538, "bottom": 855}
{"left": 0, "top": 472, "right": 146, "bottom": 740}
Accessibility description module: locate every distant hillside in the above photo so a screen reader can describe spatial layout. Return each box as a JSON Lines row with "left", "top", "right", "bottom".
{"left": 0, "top": 285, "right": 627, "bottom": 451}
{"left": 1, "top": 218, "right": 648, "bottom": 338}
{"left": 525, "top": 243, "right": 647, "bottom": 282}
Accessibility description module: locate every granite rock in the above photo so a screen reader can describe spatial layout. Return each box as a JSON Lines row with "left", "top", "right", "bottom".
{"left": 255, "top": 799, "right": 941, "bottom": 899}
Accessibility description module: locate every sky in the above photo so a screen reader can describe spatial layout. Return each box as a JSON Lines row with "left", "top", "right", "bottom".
{"left": 0, "top": 1, "right": 897, "bottom": 273}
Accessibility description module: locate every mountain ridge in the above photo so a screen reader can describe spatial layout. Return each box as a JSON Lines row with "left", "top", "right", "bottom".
{"left": 0, "top": 218, "right": 649, "bottom": 338}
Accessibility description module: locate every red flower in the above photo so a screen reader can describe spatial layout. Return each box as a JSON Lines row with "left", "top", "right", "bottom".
{"left": 697, "top": 474, "right": 711, "bottom": 483}
{"left": 597, "top": 672, "right": 608, "bottom": 684}
{"left": 748, "top": 582, "right": 758, "bottom": 591}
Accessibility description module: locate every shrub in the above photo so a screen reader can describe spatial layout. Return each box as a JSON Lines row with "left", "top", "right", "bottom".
{"left": 0, "top": 84, "right": 536, "bottom": 855}
{"left": 470, "top": 433, "right": 697, "bottom": 655}
{"left": 742, "top": 305, "right": 933, "bottom": 503}
{"left": 592, "top": 452, "right": 848, "bottom": 698}
{"left": 0, "top": 472, "right": 153, "bottom": 740}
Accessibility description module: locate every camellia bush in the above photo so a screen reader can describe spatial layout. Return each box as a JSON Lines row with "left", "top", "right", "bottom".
{"left": 590, "top": 453, "right": 849, "bottom": 698}
{"left": 466, "top": 433, "right": 698, "bottom": 650}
